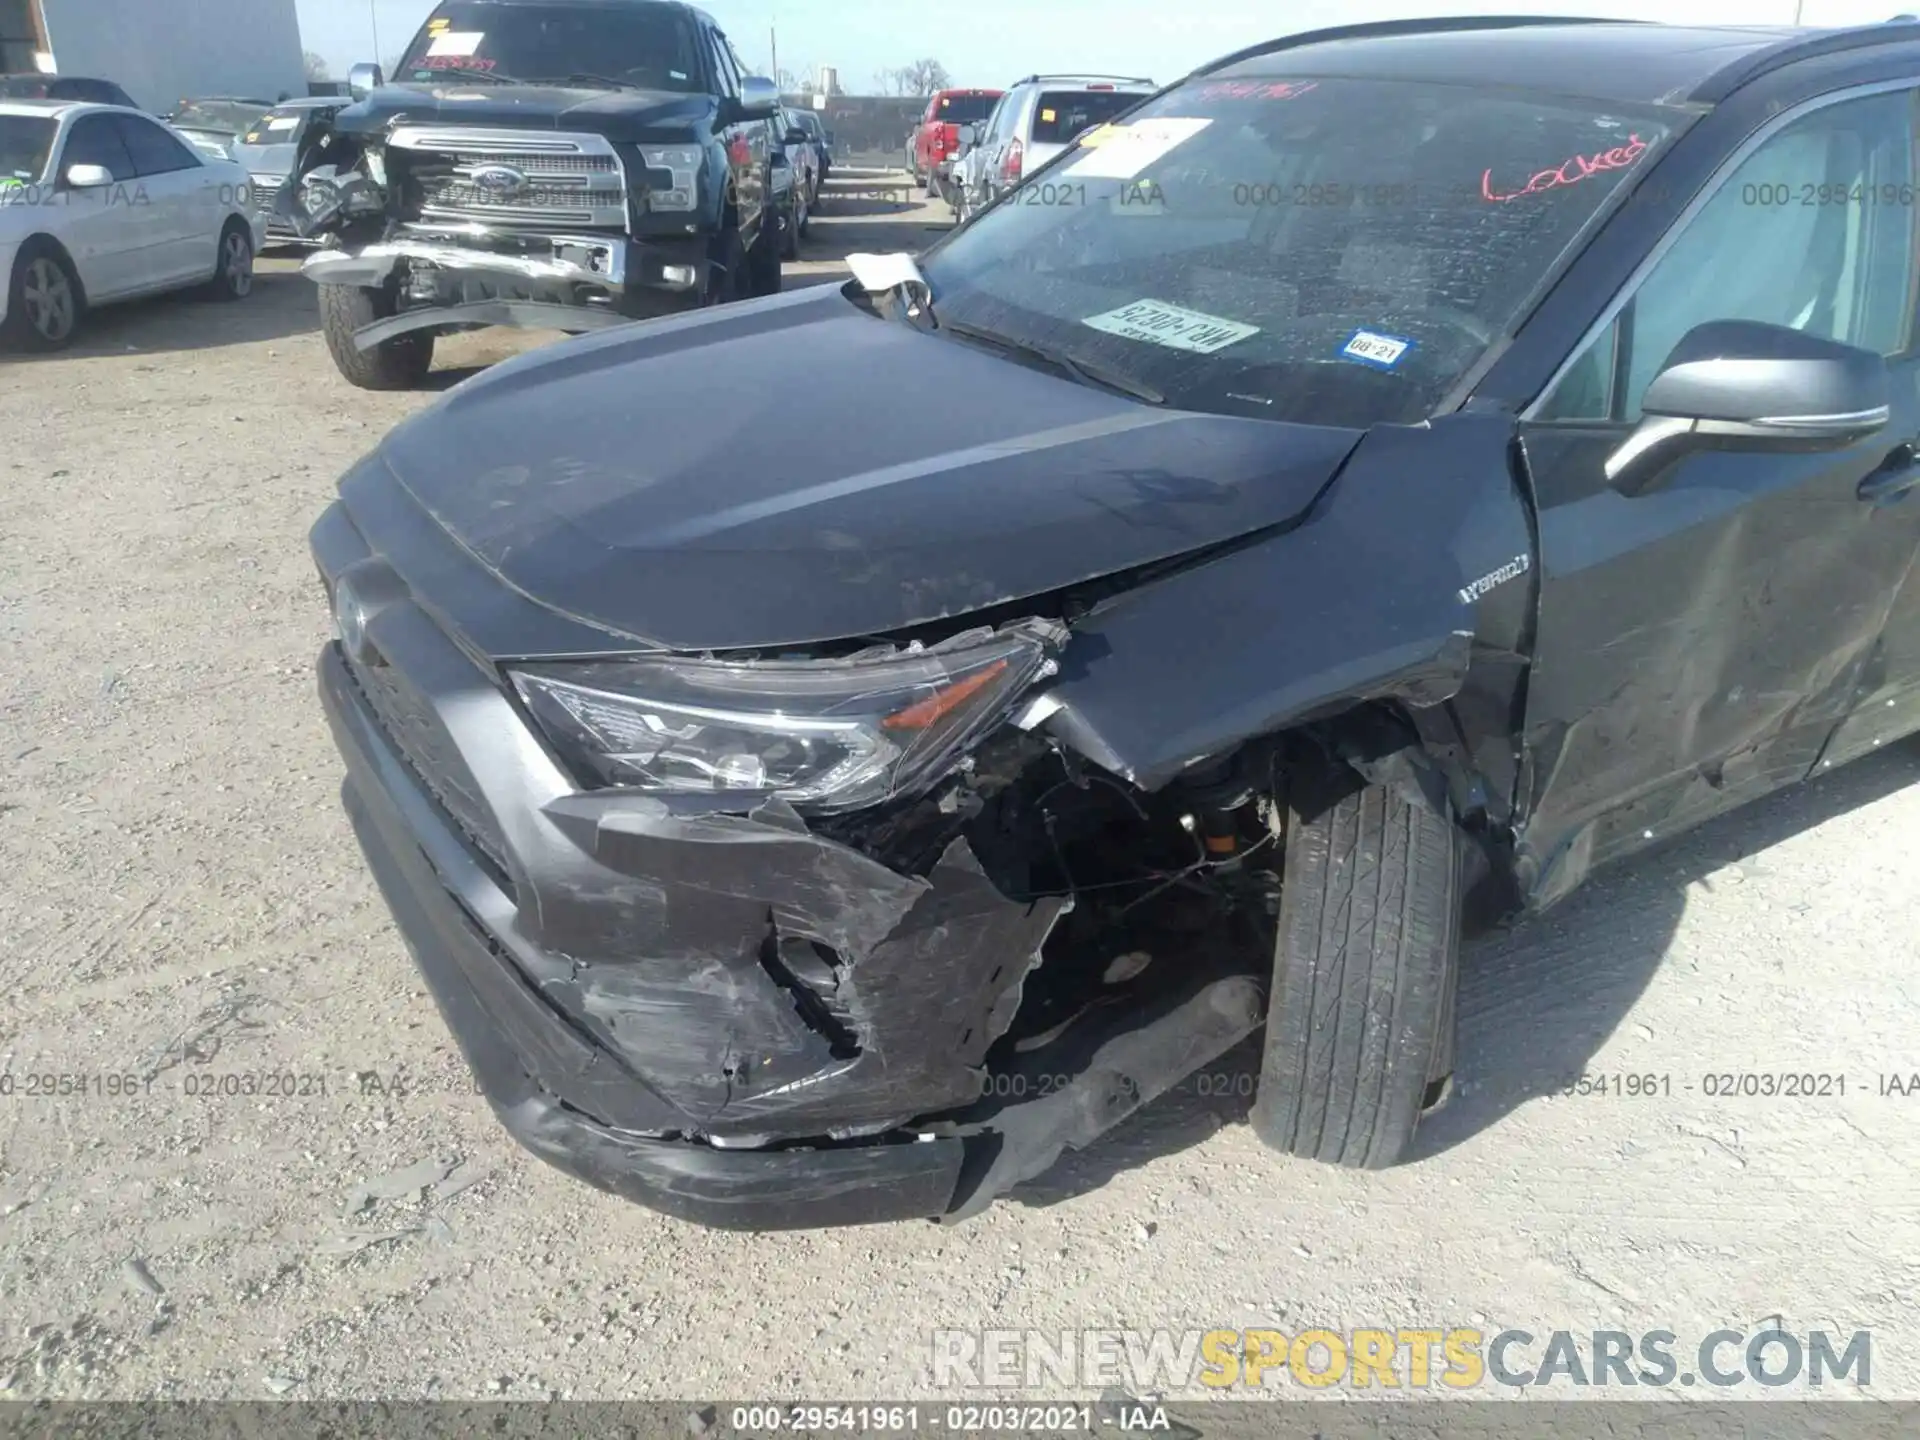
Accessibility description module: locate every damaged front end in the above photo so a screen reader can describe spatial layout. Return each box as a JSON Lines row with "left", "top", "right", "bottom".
{"left": 279, "top": 111, "right": 701, "bottom": 352}
{"left": 317, "top": 521, "right": 1298, "bottom": 1226}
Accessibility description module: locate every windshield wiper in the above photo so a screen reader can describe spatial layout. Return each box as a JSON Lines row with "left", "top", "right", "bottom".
{"left": 940, "top": 319, "right": 1165, "bottom": 405}
{"left": 415, "top": 65, "right": 525, "bottom": 85}
{"left": 558, "top": 73, "right": 644, "bottom": 90}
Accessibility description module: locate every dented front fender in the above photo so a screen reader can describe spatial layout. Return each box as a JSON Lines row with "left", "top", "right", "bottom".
{"left": 1034, "top": 416, "right": 1538, "bottom": 800}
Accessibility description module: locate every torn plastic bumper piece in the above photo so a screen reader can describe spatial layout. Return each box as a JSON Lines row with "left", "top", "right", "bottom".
{"left": 318, "top": 632, "right": 1251, "bottom": 1227}
{"left": 351, "top": 300, "right": 635, "bottom": 349}
{"left": 302, "top": 237, "right": 633, "bottom": 294}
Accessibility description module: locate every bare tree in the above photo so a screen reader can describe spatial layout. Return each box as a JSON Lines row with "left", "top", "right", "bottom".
{"left": 897, "top": 58, "right": 952, "bottom": 95}
{"left": 774, "top": 66, "right": 798, "bottom": 92}
{"left": 303, "top": 51, "right": 330, "bottom": 82}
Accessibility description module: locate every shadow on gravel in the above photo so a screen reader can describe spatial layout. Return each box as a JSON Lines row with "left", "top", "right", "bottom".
{"left": 1008, "top": 740, "right": 1920, "bottom": 1209}
{"left": 0, "top": 269, "right": 318, "bottom": 363}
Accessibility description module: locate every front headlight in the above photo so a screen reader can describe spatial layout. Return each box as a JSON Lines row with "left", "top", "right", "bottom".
{"left": 509, "top": 622, "right": 1059, "bottom": 813}
{"left": 638, "top": 145, "right": 701, "bottom": 211}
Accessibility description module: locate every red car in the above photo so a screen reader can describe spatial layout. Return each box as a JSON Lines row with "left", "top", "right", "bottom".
{"left": 910, "top": 87, "right": 1001, "bottom": 194}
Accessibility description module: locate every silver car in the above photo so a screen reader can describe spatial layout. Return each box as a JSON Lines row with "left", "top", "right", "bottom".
{"left": 952, "top": 75, "right": 1156, "bottom": 224}
{"left": 227, "top": 97, "right": 345, "bottom": 244}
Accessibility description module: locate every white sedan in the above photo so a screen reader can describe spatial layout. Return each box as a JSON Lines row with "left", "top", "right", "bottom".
{"left": 0, "top": 99, "right": 266, "bottom": 350}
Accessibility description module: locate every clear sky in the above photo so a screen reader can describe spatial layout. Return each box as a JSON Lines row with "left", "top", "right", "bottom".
{"left": 293, "top": 0, "right": 1914, "bottom": 91}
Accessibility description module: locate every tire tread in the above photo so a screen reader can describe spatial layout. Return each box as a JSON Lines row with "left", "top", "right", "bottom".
{"left": 1251, "top": 775, "right": 1458, "bottom": 1168}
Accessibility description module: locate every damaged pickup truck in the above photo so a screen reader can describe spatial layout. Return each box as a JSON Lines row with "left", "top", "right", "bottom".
{"left": 313, "top": 16, "right": 1920, "bottom": 1227}
{"left": 276, "top": 0, "right": 784, "bottom": 389}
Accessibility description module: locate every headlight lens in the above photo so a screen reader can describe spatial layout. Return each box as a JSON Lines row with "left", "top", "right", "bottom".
{"left": 638, "top": 144, "right": 701, "bottom": 211}
{"left": 510, "top": 623, "right": 1057, "bottom": 813}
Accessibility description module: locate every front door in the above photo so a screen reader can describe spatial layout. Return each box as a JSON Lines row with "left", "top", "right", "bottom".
{"left": 1513, "top": 84, "right": 1920, "bottom": 905}
{"left": 52, "top": 114, "right": 148, "bottom": 300}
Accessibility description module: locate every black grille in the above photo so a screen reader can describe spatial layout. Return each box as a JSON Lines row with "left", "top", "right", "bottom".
{"left": 344, "top": 647, "right": 511, "bottom": 878}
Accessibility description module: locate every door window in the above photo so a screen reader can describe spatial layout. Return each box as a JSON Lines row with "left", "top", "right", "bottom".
{"left": 706, "top": 28, "right": 740, "bottom": 95}
{"left": 60, "top": 114, "right": 138, "bottom": 182}
{"left": 1540, "top": 90, "right": 1919, "bottom": 420}
{"left": 115, "top": 116, "right": 201, "bottom": 176}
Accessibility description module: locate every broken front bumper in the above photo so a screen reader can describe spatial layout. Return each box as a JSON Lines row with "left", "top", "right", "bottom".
{"left": 301, "top": 231, "right": 710, "bottom": 346}
{"left": 312, "top": 490, "right": 1266, "bottom": 1228}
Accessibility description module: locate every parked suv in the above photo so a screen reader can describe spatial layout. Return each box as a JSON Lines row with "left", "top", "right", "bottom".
{"left": 910, "top": 87, "right": 1000, "bottom": 196}
{"left": 280, "top": 0, "right": 785, "bottom": 389}
{"left": 953, "top": 74, "right": 1153, "bottom": 222}
{"left": 311, "top": 16, "right": 1920, "bottom": 1228}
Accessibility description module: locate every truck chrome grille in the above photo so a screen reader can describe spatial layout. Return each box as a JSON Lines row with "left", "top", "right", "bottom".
{"left": 389, "top": 126, "right": 629, "bottom": 232}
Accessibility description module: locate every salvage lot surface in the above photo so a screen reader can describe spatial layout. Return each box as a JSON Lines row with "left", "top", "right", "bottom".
{"left": 2, "top": 169, "right": 1920, "bottom": 1401}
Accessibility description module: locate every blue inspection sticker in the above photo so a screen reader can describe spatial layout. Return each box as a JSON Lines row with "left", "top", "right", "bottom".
{"left": 1340, "top": 329, "right": 1415, "bottom": 369}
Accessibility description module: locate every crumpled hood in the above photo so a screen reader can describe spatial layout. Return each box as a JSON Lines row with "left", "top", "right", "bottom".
{"left": 332, "top": 82, "right": 716, "bottom": 143}
{"left": 376, "top": 285, "right": 1366, "bottom": 653}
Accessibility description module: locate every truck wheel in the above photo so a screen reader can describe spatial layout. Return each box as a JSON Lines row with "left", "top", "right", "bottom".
{"left": 701, "top": 224, "right": 747, "bottom": 306}
{"left": 1249, "top": 769, "right": 1460, "bottom": 1169}
{"left": 747, "top": 214, "right": 783, "bottom": 295}
{"left": 1, "top": 240, "right": 82, "bottom": 351}
{"left": 318, "top": 282, "right": 434, "bottom": 390}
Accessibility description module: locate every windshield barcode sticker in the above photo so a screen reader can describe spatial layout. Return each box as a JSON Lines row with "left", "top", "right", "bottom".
{"left": 1340, "top": 329, "right": 1414, "bottom": 369}
{"left": 1082, "top": 298, "right": 1258, "bottom": 354}
{"left": 1065, "top": 118, "right": 1212, "bottom": 180}
{"left": 426, "top": 31, "right": 484, "bottom": 58}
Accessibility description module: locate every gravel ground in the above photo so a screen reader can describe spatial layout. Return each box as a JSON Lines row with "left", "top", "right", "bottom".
{"left": 2, "top": 171, "right": 1919, "bottom": 1406}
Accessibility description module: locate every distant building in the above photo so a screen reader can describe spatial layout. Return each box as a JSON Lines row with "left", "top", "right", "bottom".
{"left": 0, "top": 0, "right": 305, "bottom": 109}
{"left": 817, "top": 65, "right": 841, "bottom": 97}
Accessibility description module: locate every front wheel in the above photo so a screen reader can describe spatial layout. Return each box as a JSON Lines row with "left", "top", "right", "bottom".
{"left": 317, "top": 282, "right": 434, "bottom": 390}
{"left": 1249, "top": 769, "right": 1461, "bottom": 1169}
{"left": 1, "top": 241, "right": 81, "bottom": 351}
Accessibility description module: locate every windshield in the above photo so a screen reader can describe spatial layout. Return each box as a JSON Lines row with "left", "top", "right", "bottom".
{"left": 0, "top": 113, "right": 56, "bottom": 183}
{"left": 935, "top": 92, "right": 998, "bottom": 124}
{"left": 1031, "top": 90, "right": 1147, "bottom": 146}
{"left": 171, "top": 100, "right": 271, "bottom": 135}
{"left": 238, "top": 104, "right": 314, "bottom": 148}
{"left": 398, "top": 1, "right": 704, "bottom": 91}
{"left": 921, "top": 76, "right": 1672, "bottom": 427}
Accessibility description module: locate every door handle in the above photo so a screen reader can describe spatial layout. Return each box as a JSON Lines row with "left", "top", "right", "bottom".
{"left": 1859, "top": 443, "right": 1920, "bottom": 505}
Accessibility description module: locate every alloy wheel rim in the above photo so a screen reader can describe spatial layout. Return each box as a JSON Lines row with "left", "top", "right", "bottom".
{"left": 225, "top": 233, "right": 253, "bottom": 296}
{"left": 22, "top": 258, "right": 74, "bottom": 340}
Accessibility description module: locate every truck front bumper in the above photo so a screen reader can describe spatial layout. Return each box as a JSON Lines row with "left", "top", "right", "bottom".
{"left": 302, "top": 231, "right": 712, "bottom": 345}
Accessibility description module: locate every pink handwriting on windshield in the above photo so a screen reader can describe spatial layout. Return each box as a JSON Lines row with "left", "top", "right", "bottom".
{"left": 1482, "top": 134, "right": 1647, "bottom": 203}
{"left": 1193, "top": 80, "right": 1320, "bottom": 101}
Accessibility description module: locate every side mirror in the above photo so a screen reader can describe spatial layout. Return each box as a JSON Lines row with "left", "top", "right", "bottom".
{"left": 64, "top": 162, "right": 114, "bottom": 189}
{"left": 1606, "top": 319, "right": 1891, "bottom": 496}
{"left": 348, "top": 62, "right": 383, "bottom": 99}
{"left": 956, "top": 124, "right": 977, "bottom": 149}
{"left": 737, "top": 76, "right": 779, "bottom": 118}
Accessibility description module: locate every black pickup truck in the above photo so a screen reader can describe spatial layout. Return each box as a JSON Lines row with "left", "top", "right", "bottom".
{"left": 279, "top": 0, "right": 786, "bottom": 388}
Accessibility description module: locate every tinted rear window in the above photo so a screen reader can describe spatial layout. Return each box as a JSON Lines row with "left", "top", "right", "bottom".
{"left": 171, "top": 100, "right": 271, "bottom": 134}
{"left": 0, "top": 113, "right": 56, "bottom": 182}
{"left": 1030, "top": 90, "right": 1145, "bottom": 145}
{"left": 936, "top": 93, "right": 998, "bottom": 124}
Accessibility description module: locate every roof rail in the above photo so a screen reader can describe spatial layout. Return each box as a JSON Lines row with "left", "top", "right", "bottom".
{"left": 1688, "top": 22, "right": 1920, "bottom": 102}
{"left": 1188, "top": 15, "right": 1625, "bottom": 78}
{"left": 1012, "top": 73, "right": 1156, "bottom": 86}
